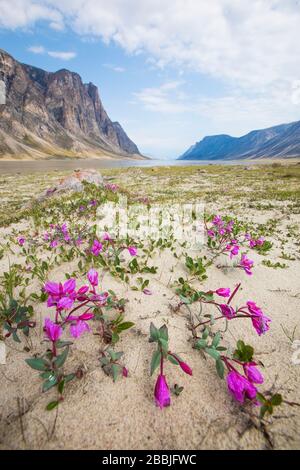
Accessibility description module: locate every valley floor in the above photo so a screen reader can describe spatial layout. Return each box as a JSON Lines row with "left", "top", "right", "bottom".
{"left": 0, "top": 162, "right": 300, "bottom": 450}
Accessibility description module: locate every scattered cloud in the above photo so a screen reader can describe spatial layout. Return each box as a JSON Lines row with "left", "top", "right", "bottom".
{"left": 2, "top": 1, "right": 300, "bottom": 89}
{"left": 103, "top": 63, "right": 126, "bottom": 73}
{"left": 27, "top": 45, "right": 76, "bottom": 60}
{"left": 133, "top": 81, "right": 189, "bottom": 113}
{"left": 27, "top": 45, "right": 45, "bottom": 54}
{"left": 47, "top": 51, "right": 77, "bottom": 60}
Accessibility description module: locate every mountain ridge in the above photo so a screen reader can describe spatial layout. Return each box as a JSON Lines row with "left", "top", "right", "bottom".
{"left": 179, "top": 121, "right": 300, "bottom": 160}
{"left": 0, "top": 49, "right": 143, "bottom": 160}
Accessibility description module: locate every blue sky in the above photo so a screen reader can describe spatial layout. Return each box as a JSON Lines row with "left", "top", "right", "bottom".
{"left": 1, "top": 1, "right": 300, "bottom": 158}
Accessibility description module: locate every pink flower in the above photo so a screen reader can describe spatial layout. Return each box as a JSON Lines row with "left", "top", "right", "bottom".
{"left": 247, "top": 301, "right": 271, "bottom": 335}
{"left": 127, "top": 246, "right": 137, "bottom": 256}
{"left": 239, "top": 254, "right": 254, "bottom": 275}
{"left": 43, "top": 232, "right": 50, "bottom": 241}
{"left": 50, "top": 240, "right": 58, "bottom": 248}
{"left": 243, "top": 363, "right": 264, "bottom": 384}
{"left": 226, "top": 370, "right": 257, "bottom": 403}
{"left": 143, "top": 288, "right": 153, "bottom": 295}
{"left": 17, "top": 237, "right": 25, "bottom": 246}
{"left": 102, "top": 232, "right": 112, "bottom": 241}
{"left": 87, "top": 268, "right": 98, "bottom": 287}
{"left": 122, "top": 367, "right": 128, "bottom": 377}
{"left": 178, "top": 360, "right": 193, "bottom": 376}
{"left": 230, "top": 245, "right": 240, "bottom": 258}
{"left": 220, "top": 304, "right": 236, "bottom": 319}
{"left": 207, "top": 229, "right": 215, "bottom": 238}
{"left": 70, "top": 320, "right": 90, "bottom": 338}
{"left": 212, "top": 215, "right": 223, "bottom": 226}
{"left": 44, "top": 318, "right": 62, "bottom": 342}
{"left": 216, "top": 288, "right": 231, "bottom": 298}
{"left": 154, "top": 374, "right": 171, "bottom": 409}
{"left": 91, "top": 239, "right": 103, "bottom": 256}
{"left": 44, "top": 278, "right": 76, "bottom": 311}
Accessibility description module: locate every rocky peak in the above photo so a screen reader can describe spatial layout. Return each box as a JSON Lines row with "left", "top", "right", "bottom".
{"left": 0, "top": 49, "right": 141, "bottom": 159}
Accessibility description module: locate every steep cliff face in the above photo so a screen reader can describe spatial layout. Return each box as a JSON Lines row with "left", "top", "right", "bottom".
{"left": 179, "top": 121, "right": 300, "bottom": 160}
{"left": 0, "top": 49, "right": 141, "bottom": 159}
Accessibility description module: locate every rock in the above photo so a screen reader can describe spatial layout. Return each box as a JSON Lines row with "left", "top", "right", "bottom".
{"left": 31, "top": 169, "right": 103, "bottom": 204}
{"left": 0, "top": 49, "right": 141, "bottom": 158}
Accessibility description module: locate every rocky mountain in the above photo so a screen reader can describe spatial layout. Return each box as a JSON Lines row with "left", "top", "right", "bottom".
{"left": 179, "top": 121, "right": 300, "bottom": 160}
{"left": 0, "top": 49, "right": 142, "bottom": 159}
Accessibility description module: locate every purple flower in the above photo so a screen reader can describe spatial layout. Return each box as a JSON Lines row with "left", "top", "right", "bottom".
{"left": 91, "top": 239, "right": 103, "bottom": 256}
{"left": 44, "top": 278, "right": 76, "bottom": 311}
{"left": 230, "top": 245, "right": 240, "bottom": 258}
{"left": 70, "top": 320, "right": 90, "bottom": 338}
{"left": 247, "top": 301, "right": 271, "bottom": 335}
{"left": 239, "top": 254, "right": 254, "bottom": 275}
{"left": 212, "top": 215, "right": 223, "bottom": 226}
{"left": 178, "top": 360, "right": 193, "bottom": 376}
{"left": 102, "top": 232, "right": 112, "bottom": 241}
{"left": 243, "top": 362, "right": 264, "bottom": 384}
{"left": 226, "top": 370, "right": 257, "bottom": 403}
{"left": 154, "top": 374, "right": 171, "bottom": 409}
{"left": 143, "top": 288, "right": 153, "bottom": 295}
{"left": 17, "top": 237, "right": 25, "bottom": 246}
{"left": 44, "top": 318, "right": 62, "bottom": 342}
{"left": 207, "top": 229, "right": 215, "bottom": 238}
{"left": 127, "top": 246, "right": 137, "bottom": 256}
{"left": 90, "top": 199, "right": 97, "bottom": 206}
{"left": 216, "top": 288, "right": 231, "bottom": 298}
{"left": 122, "top": 367, "right": 128, "bottom": 377}
{"left": 43, "top": 232, "right": 50, "bottom": 241}
{"left": 220, "top": 304, "right": 236, "bottom": 319}
{"left": 50, "top": 240, "right": 58, "bottom": 248}
{"left": 87, "top": 268, "right": 98, "bottom": 287}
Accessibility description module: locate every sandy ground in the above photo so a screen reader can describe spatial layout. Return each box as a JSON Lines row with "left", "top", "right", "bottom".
{"left": 0, "top": 163, "right": 299, "bottom": 450}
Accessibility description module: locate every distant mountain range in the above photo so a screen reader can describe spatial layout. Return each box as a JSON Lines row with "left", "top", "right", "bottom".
{"left": 0, "top": 49, "right": 142, "bottom": 159}
{"left": 178, "top": 121, "right": 300, "bottom": 160}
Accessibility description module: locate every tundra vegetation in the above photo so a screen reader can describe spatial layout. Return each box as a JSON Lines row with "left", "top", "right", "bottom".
{"left": 0, "top": 162, "right": 299, "bottom": 449}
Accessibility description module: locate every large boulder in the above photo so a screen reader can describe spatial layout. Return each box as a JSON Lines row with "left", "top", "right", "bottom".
{"left": 31, "top": 169, "right": 104, "bottom": 205}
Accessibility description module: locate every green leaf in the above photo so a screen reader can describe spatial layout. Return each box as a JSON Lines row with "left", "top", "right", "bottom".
{"left": 195, "top": 339, "right": 207, "bottom": 350}
{"left": 271, "top": 394, "right": 282, "bottom": 406}
{"left": 256, "top": 392, "right": 266, "bottom": 405}
{"left": 202, "top": 328, "right": 209, "bottom": 340}
{"left": 116, "top": 321, "right": 135, "bottom": 332}
{"left": 159, "top": 324, "right": 169, "bottom": 341}
{"left": 150, "top": 322, "right": 159, "bottom": 342}
{"left": 216, "top": 359, "right": 225, "bottom": 379}
{"left": 150, "top": 350, "right": 161, "bottom": 375}
{"left": 42, "top": 376, "right": 58, "bottom": 392}
{"left": 205, "top": 347, "right": 220, "bottom": 360}
{"left": 158, "top": 337, "right": 168, "bottom": 353}
{"left": 167, "top": 354, "right": 179, "bottom": 365}
{"left": 46, "top": 400, "right": 59, "bottom": 411}
{"left": 111, "top": 363, "right": 121, "bottom": 382}
{"left": 58, "top": 379, "right": 65, "bottom": 394}
{"left": 65, "top": 373, "right": 76, "bottom": 383}
{"left": 212, "top": 332, "right": 221, "bottom": 348}
{"left": 25, "top": 357, "right": 48, "bottom": 371}
{"left": 111, "top": 331, "right": 120, "bottom": 344}
{"left": 54, "top": 347, "right": 69, "bottom": 368}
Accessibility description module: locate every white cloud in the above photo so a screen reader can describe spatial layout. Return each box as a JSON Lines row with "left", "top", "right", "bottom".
{"left": 47, "top": 51, "right": 76, "bottom": 60}
{"left": 27, "top": 45, "right": 45, "bottom": 54}
{"left": 103, "top": 63, "right": 125, "bottom": 73}
{"left": 0, "top": 0, "right": 63, "bottom": 30}
{"left": 133, "top": 81, "right": 189, "bottom": 113}
{"left": 27, "top": 44, "right": 76, "bottom": 60}
{"left": 2, "top": 1, "right": 300, "bottom": 88}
